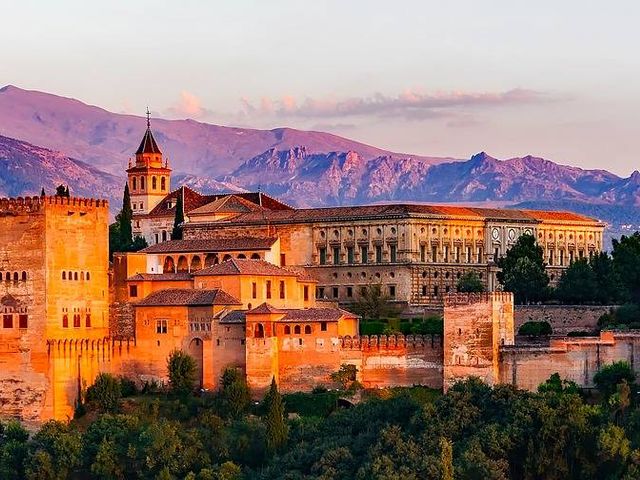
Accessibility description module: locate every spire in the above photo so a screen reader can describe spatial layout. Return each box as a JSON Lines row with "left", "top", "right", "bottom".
{"left": 135, "top": 108, "right": 162, "bottom": 155}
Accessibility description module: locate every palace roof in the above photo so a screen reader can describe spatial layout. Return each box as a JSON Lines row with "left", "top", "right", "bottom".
{"left": 193, "top": 259, "right": 315, "bottom": 280}
{"left": 140, "top": 237, "right": 278, "bottom": 254}
{"left": 246, "top": 302, "right": 357, "bottom": 322}
{"left": 135, "top": 127, "right": 162, "bottom": 155}
{"left": 127, "top": 272, "right": 192, "bottom": 281}
{"left": 135, "top": 288, "right": 241, "bottom": 307}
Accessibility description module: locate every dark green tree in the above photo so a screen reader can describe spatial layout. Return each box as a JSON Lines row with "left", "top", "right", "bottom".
{"left": 85, "top": 372, "right": 122, "bottom": 413}
{"left": 167, "top": 350, "right": 197, "bottom": 396}
{"left": 351, "top": 283, "right": 398, "bottom": 319}
{"left": 40, "top": 187, "right": 45, "bottom": 197}
{"left": 26, "top": 421, "right": 82, "bottom": 480}
{"left": 172, "top": 188, "right": 185, "bottom": 240}
{"left": 219, "top": 367, "right": 251, "bottom": 419}
{"left": 612, "top": 233, "right": 640, "bottom": 303}
{"left": 594, "top": 361, "right": 636, "bottom": 400}
{"left": 117, "top": 183, "right": 133, "bottom": 248}
{"left": 0, "top": 420, "right": 29, "bottom": 479}
{"left": 456, "top": 271, "right": 485, "bottom": 293}
{"left": 496, "top": 234, "right": 549, "bottom": 303}
{"left": 55, "top": 184, "right": 69, "bottom": 197}
{"left": 330, "top": 363, "right": 358, "bottom": 390}
{"left": 440, "top": 437, "right": 454, "bottom": 480}
{"left": 263, "top": 377, "right": 288, "bottom": 454}
{"left": 590, "top": 252, "right": 626, "bottom": 304}
{"left": 555, "top": 258, "right": 598, "bottom": 304}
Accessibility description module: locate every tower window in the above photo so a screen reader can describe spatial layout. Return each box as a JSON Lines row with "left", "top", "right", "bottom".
{"left": 18, "top": 314, "right": 28, "bottom": 329}
{"left": 3, "top": 314, "right": 12, "bottom": 328}
{"left": 279, "top": 281, "right": 285, "bottom": 299}
{"left": 161, "top": 177, "right": 166, "bottom": 191}
{"left": 140, "top": 176, "right": 145, "bottom": 190}
{"left": 86, "top": 314, "right": 91, "bottom": 328}
{"left": 62, "top": 314, "right": 69, "bottom": 328}
{"left": 132, "top": 178, "right": 137, "bottom": 190}
{"left": 152, "top": 176, "right": 157, "bottom": 190}
{"left": 73, "top": 314, "right": 81, "bottom": 328}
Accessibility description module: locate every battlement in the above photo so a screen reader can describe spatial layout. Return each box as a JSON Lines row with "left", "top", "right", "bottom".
{"left": 339, "top": 334, "right": 443, "bottom": 350}
{"left": 444, "top": 291, "right": 514, "bottom": 307}
{"left": 0, "top": 195, "right": 109, "bottom": 214}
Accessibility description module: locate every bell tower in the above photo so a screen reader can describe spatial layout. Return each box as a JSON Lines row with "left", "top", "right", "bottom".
{"left": 126, "top": 109, "right": 172, "bottom": 215}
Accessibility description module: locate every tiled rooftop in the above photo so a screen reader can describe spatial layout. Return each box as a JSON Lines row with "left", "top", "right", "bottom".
{"left": 140, "top": 237, "right": 277, "bottom": 254}
{"left": 135, "top": 288, "right": 241, "bottom": 307}
{"left": 193, "top": 259, "right": 314, "bottom": 279}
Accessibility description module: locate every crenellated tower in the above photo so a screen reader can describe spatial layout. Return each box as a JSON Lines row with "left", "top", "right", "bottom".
{"left": 126, "top": 109, "right": 172, "bottom": 215}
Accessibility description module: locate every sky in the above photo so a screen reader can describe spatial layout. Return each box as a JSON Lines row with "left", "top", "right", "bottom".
{"left": 1, "top": 0, "right": 639, "bottom": 175}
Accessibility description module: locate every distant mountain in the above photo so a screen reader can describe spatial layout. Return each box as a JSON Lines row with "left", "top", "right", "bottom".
{"left": 0, "top": 135, "right": 121, "bottom": 203}
{"left": 0, "top": 85, "right": 451, "bottom": 177}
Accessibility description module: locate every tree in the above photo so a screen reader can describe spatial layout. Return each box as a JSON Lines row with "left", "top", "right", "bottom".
{"left": 85, "top": 372, "right": 122, "bottom": 413}
{"left": 351, "top": 283, "right": 397, "bottom": 319}
{"left": 590, "top": 252, "right": 626, "bottom": 304}
{"left": 219, "top": 368, "right": 251, "bottom": 418}
{"left": 26, "top": 421, "right": 82, "bottom": 480}
{"left": 612, "top": 233, "right": 640, "bottom": 303}
{"left": 263, "top": 377, "right": 288, "bottom": 453}
{"left": 172, "top": 188, "right": 185, "bottom": 240}
{"left": 55, "top": 184, "right": 69, "bottom": 197}
{"left": 496, "top": 234, "right": 549, "bottom": 303}
{"left": 555, "top": 258, "right": 598, "bottom": 304}
{"left": 167, "top": 350, "right": 197, "bottom": 396}
{"left": 40, "top": 187, "right": 45, "bottom": 197}
{"left": 538, "top": 373, "right": 581, "bottom": 395}
{"left": 117, "top": 183, "right": 133, "bottom": 248}
{"left": 440, "top": 437, "right": 454, "bottom": 480}
{"left": 456, "top": 271, "right": 485, "bottom": 293}
{"left": 330, "top": 364, "right": 358, "bottom": 390}
{"left": 0, "top": 420, "right": 29, "bottom": 479}
{"left": 594, "top": 361, "right": 636, "bottom": 400}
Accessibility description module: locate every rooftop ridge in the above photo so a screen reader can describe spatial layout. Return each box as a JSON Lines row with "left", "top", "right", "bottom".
{"left": 339, "top": 333, "right": 443, "bottom": 350}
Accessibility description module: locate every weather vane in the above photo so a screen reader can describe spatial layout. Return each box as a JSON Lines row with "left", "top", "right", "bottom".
{"left": 146, "top": 107, "right": 151, "bottom": 128}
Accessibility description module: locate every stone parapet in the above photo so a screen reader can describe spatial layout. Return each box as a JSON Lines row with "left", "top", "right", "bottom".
{"left": 339, "top": 334, "right": 442, "bottom": 350}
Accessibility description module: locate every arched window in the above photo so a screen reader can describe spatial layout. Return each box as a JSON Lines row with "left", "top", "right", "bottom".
{"left": 62, "top": 271, "right": 66, "bottom": 280}
{"left": 161, "top": 177, "right": 166, "bottom": 191}
{"left": 177, "top": 256, "right": 188, "bottom": 272}
{"left": 86, "top": 272, "right": 90, "bottom": 281}
{"left": 62, "top": 314, "right": 69, "bottom": 328}
{"left": 132, "top": 177, "right": 137, "bottom": 190}
{"left": 163, "top": 256, "right": 175, "bottom": 273}
{"left": 222, "top": 254, "right": 232, "bottom": 262}
{"left": 284, "top": 325, "right": 291, "bottom": 334}
{"left": 251, "top": 253, "right": 261, "bottom": 260}
{"left": 21, "top": 271, "right": 26, "bottom": 281}
{"left": 74, "top": 272, "right": 78, "bottom": 281}
{"left": 140, "top": 176, "right": 145, "bottom": 190}
{"left": 237, "top": 254, "right": 246, "bottom": 259}
{"left": 68, "top": 271, "right": 72, "bottom": 280}
{"left": 80, "top": 272, "right": 85, "bottom": 280}
{"left": 152, "top": 176, "right": 157, "bottom": 190}
{"left": 13, "top": 272, "right": 18, "bottom": 282}
{"left": 190, "top": 256, "right": 202, "bottom": 271}
{"left": 304, "top": 325, "right": 312, "bottom": 334}
{"left": 294, "top": 325, "right": 301, "bottom": 335}
{"left": 254, "top": 323, "right": 265, "bottom": 338}
{"left": 86, "top": 314, "right": 91, "bottom": 327}
{"left": 162, "top": 231, "right": 167, "bottom": 242}
{"left": 4, "top": 272, "right": 8, "bottom": 282}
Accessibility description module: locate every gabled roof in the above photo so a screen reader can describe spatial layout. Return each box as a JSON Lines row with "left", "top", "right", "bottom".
{"left": 244, "top": 303, "right": 357, "bottom": 322}
{"left": 140, "top": 237, "right": 277, "bottom": 254}
{"left": 219, "top": 310, "right": 247, "bottom": 324}
{"left": 127, "top": 272, "right": 193, "bottom": 282}
{"left": 135, "top": 288, "right": 241, "bottom": 307}
{"left": 247, "top": 302, "right": 285, "bottom": 314}
{"left": 193, "top": 259, "right": 313, "bottom": 279}
{"left": 135, "top": 127, "right": 162, "bottom": 155}
{"left": 188, "top": 195, "right": 263, "bottom": 216}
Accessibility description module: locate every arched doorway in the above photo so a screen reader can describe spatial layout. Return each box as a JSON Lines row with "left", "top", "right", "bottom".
{"left": 222, "top": 254, "right": 232, "bottom": 262}
{"left": 250, "top": 253, "right": 261, "bottom": 260}
{"left": 177, "top": 256, "right": 188, "bottom": 272}
{"left": 163, "top": 256, "right": 175, "bottom": 273}
{"left": 204, "top": 253, "right": 218, "bottom": 267}
{"left": 254, "top": 323, "right": 265, "bottom": 338}
{"left": 187, "top": 338, "right": 204, "bottom": 388}
{"left": 191, "top": 256, "right": 202, "bottom": 271}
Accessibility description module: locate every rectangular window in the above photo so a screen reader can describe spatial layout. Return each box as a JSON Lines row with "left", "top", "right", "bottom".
{"left": 389, "top": 285, "right": 396, "bottom": 297}
{"left": 156, "top": 319, "right": 168, "bottom": 334}
{"left": 319, "top": 248, "right": 327, "bottom": 265}
{"left": 303, "top": 285, "right": 309, "bottom": 301}
{"left": 421, "top": 285, "right": 428, "bottom": 296}
{"left": 332, "top": 287, "right": 339, "bottom": 298}
{"left": 252, "top": 282, "right": 257, "bottom": 299}
{"left": 346, "top": 286, "right": 353, "bottom": 298}
{"left": 62, "top": 314, "right": 68, "bottom": 328}
{"left": 280, "top": 253, "right": 286, "bottom": 266}
{"left": 569, "top": 251, "right": 575, "bottom": 263}
{"left": 420, "top": 245, "right": 426, "bottom": 262}
{"left": 279, "top": 281, "right": 285, "bottom": 299}
{"left": 560, "top": 250, "right": 565, "bottom": 266}
{"left": 73, "top": 314, "right": 81, "bottom": 328}
{"left": 389, "top": 245, "right": 397, "bottom": 263}
{"left": 477, "top": 247, "right": 483, "bottom": 263}
{"left": 466, "top": 247, "right": 472, "bottom": 263}
{"left": 444, "top": 245, "right": 450, "bottom": 263}
{"left": 347, "top": 246, "right": 354, "bottom": 264}
{"left": 266, "top": 280, "right": 272, "bottom": 299}
{"left": 494, "top": 247, "right": 499, "bottom": 260}
{"left": 548, "top": 250, "right": 554, "bottom": 266}
{"left": 321, "top": 321, "right": 327, "bottom": 332}
{"left": 432, "top": 246, "right": 438, "bottom": 262}
{"left": 18, "top": 314, "right": 28, "bottom": 329}
{"left": 129, "top": 285, "right": 138, "bottom": 298}
{"left": 85, "top": 314, "right": 91, "bottom": 328}
{"left": 318, "top": 287, "right": 325, "bottom": 298}
{"left": 579, "top": 250, "right": 584, "bottom": 259}
{"left": 375, "top": 245, "right": 383, "bottom": 263}
{"left": 3, "top": 314, "right": 12, "bottom": 328}
{"left": 154, "top": 233, "right": 159, "bottom": 244}
{"left": 361, "top": 246, "right": 368, "bottom": 264}
{"left": 333, "top": 247, "right": 340, "bottom": 265}
{"left": 455, "top": 246, "right": 460, "bottom": 263}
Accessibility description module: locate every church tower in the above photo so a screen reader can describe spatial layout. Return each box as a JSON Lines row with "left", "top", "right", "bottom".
{"left": 127, "top": 110, "right": 172, "bottom": 215}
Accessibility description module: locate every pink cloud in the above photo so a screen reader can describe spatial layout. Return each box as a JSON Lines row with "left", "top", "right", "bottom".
{"left": 165, "top": 91, "right": 212, "bottom": 119}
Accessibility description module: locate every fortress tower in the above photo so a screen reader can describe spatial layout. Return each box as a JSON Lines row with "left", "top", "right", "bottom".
{"left": 126, "top": 110, "right": 171, "bottom": 215}
{"left": 443, "top": 292, "right": 514, "bottom": 391}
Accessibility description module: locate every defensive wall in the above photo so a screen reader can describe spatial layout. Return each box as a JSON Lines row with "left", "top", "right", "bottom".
{"left": 514, "top": 304, "right": 613, "bottom": 335}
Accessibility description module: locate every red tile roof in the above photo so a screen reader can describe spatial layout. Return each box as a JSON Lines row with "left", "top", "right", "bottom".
{"left": 135, "top": 288, "right": 241, "bottom": 306}
{"left": 245, "top": 303, "right": 357, "bottom": 322}
{"left": 135, "top": 127, "right": 162, "bottom": 155}
{"left": 193, "top": 259, "right": 310, "bottom": 278}
{"left": 140, "top": 237, "right": 277, "bottom": 254}
{"left": 127, "top": 272, "right": 192, "bottom": 282}
{"left": 247, "top": 302, "right": 284, "bottom": 314}
{"left": 188, "top": 195, "right": 263, "bottom": 216}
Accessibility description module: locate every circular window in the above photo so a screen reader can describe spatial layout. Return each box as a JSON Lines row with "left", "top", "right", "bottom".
{"left": 492, "top": 228, "right": 500, "bottom": 240}
{"left": 377, "top": 228, "right": 382, "bottom": 235}
{"left": 390, "top": 272, "right": 395, "bottom": 278}
{"left": 508, "top": 229, "right": 516, "bottom": 241}
{"left": 320, "top": 231, "right": 326, "bottom": 238}
{"left": 348, "top": 229, "right": 353, "bottom": 236}
{"left": 334, "top": 229, "right": 339, "bottom": 238}
{"left": 361, "top": 272, "right": 367, "bottom": 279}
{"left": 390, "top": 227, "right": 396, "bottom": 235}
{"left": 362, "top": 229, "right": 367, "bottom": 236}
{"left": 432, "top": 228, "right": 437, "bottom": 234}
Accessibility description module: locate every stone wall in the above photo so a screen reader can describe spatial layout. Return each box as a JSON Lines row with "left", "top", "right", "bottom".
{"left": 514, "top": 305, "right": 614, "bottom": 335}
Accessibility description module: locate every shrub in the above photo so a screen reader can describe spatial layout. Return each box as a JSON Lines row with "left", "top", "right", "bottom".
{"left": 86, "top": 373, "right": 122, "bottom": 412}
{"left": 594, "top": 361, "right": 636, "bottom": 399}
{"left": 360, "top": 321, "right": 386, "bottom": 335}
{"left": 167, "top": 350, "right": 197, "bottom": 396}
{"left": 220, "top": 368, "right": 251, "bottom": 419}
{"left": 331, "top": 364, "right": 358, "bottom": 390}
{"left": 119, "top": 376, "right": 138, "bottom": 397}
{"left": 518, "top": 321, "right": 552, "bottom": 336}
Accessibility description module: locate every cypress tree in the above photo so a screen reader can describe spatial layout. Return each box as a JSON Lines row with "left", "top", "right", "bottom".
{"left": 65, "top": 185, "right": 70, "bottom": 197}
{"left": 40, "top": 187, "right": 46, "bottom": 197}
{"left": 117, "top": 183, "right": 133, "bottom": 248}
{"left": 171, "top": 188, "right": 184, "bottom": 240}
{"left": 263, "top": 377, "right": 288, "bottom": 453}
{"left": 440, "top": 437, "right": 454, "bottom": 480}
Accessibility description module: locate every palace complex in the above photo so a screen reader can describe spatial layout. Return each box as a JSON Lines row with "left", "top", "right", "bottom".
{"left": 1, "top": 119, "right": 636, "bottom": 425}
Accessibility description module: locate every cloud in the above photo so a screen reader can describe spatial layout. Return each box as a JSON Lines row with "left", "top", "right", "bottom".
{"left": 309, "top": 122, "right": 357, "bottom": 132}
{"left": 165, "top": 91, "right": 214, "bottom": 119}
{"left": 240, "top": 88, "right": 560, "bottom": 121}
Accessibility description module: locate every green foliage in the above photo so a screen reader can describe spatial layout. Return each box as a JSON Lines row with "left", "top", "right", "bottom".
{"left": 350, "top": 283, "right": 398, "bottom": 319}
{"left": 599, "top": 304, "right": 640, "bottom": 330}
{"left": 590, "top": 251, "right": 626, "bottom": 304}
{"left": 496, "top": 234, "right": 550, "bottom": 303}
{"left": 55, "top": 184, "right": 70, "bottom": 197}
{"left": 456, "top": 271, "right": 485, "bottom": 293}
{"left": 0, "top": 421, "right": 29, "bottom": 479}
{"left": 109, "top": 183, "right": 148, "bottom": 258}
{"left": 439, "top": 437, "right": 454, "bottom": 480}
{"left": 283, "top": 391, "right": 341, "bottom": 417}
{"left": 612, "top": 232, "right": 640, "bottom": 303}
{"left": 172, "top": 188, "right": 185, "bottom": 240}
{"left": 167, "top": 350, "right": 197, "bottom": 396}
{"left": 263, "top": 378, "right": 289, "bottom": 453}
{"left": 594, "top": 361, "right": 636, "bottom": 400}
{"left": 86, "top": 372, "right": 122, "bottom": 413}
{"left": 330, "top": 364, "right": 358, "bottom": 390}
{"left": 518, "top": 320, "right": 552, "bottom": 336}
{"left": 219, "top": 368, "right": 251, "bottom": 419}
{"left": 538, "top": 373, "right": 581, "bottom": 395}
{"left": 27, "top": 421, "right": 81, "bottom": 480}
{"left": 555, "top": 258, "right": 598, "bottom": 304}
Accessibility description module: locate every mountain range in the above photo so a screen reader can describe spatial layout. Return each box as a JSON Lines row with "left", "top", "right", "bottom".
{"left": 0, "top": 84, "right": 639, "bottom": 244}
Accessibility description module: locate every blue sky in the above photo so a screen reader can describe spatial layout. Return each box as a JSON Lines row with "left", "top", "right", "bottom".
{"left": 2, "top": 0, "right": 639, "bottom": 174}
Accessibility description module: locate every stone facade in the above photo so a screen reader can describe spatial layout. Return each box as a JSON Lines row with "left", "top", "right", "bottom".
{"left": 514, "top": 304, "right": 612, "bottom": 335}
